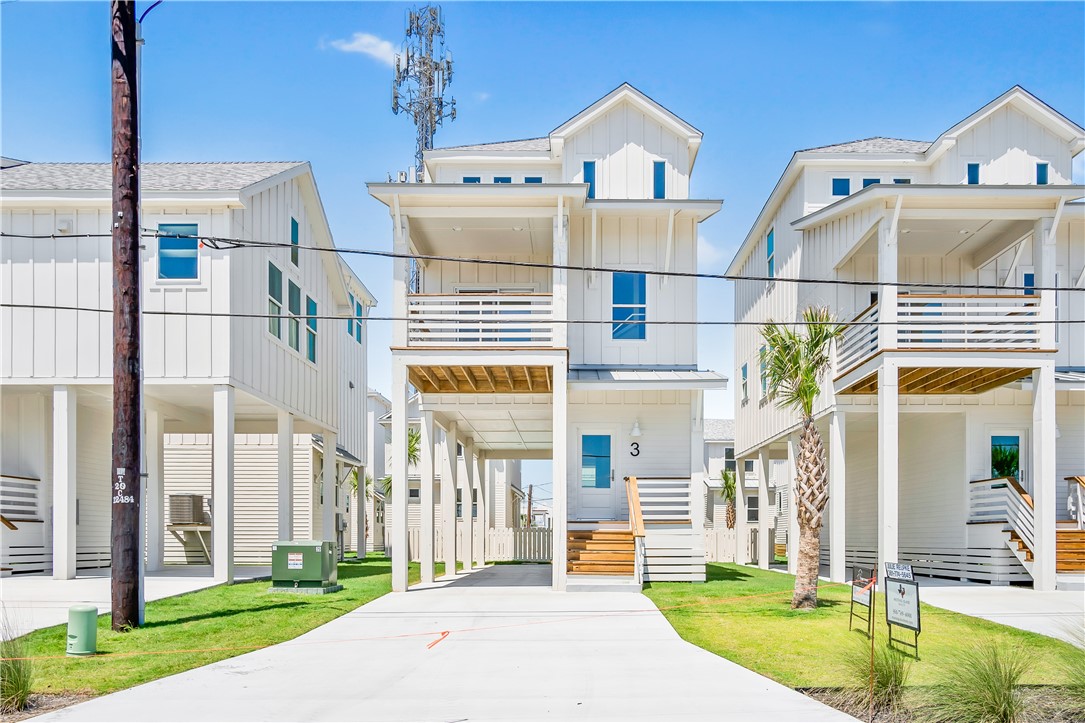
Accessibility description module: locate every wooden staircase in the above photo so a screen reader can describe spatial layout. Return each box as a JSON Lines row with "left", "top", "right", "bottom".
{"left": 567, "top": 529, "right": 635, "bottom": 575}
{"left": 1057, "top": 530, "right": 1085, "bottom": 573}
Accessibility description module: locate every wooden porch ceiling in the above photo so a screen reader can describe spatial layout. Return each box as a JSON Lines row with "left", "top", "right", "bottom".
{"left": 842, "top": 366, "right": 1033, "bottom": 395}
{"left": 409, "top": 364, "right": 553, "bottom": 394}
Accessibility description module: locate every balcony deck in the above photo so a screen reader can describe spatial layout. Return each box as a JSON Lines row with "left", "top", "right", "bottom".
{"left": 835, "top": 294, "right": 1053, "bottom": 395}
{"left": 406, "top": 293, "right": 556, "bottom": 349}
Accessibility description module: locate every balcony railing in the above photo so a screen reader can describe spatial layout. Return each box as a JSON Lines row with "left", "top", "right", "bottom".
{"left": 406, "top": 294, "right": 555, "bottom": 348}
{"left": 837, "top": 294, "right": 1046, "bottom": 375}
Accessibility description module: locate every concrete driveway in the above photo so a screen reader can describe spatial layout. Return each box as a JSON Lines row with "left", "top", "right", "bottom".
{"left": 34, "top": 564, "right": 853, "bottom": 722}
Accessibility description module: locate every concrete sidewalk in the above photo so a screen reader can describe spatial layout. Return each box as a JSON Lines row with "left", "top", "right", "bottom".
{"left": 33, "top": 564, "right": 854, "bottom": 722}
{"left": 918, "top": 577, "right": 1084, "bottom": 647}
{"left": 1, "top": 566, "right": 270, "bottom": 638}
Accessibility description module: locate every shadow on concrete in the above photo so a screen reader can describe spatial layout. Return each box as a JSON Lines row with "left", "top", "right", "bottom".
{"left": 435, "top": 564, "right": 553, "bottom": 589}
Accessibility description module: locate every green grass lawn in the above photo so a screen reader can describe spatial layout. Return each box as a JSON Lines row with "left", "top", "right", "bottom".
{"left": 643, "top": 563, "right": 1080, "bottom": 689}
{"left": 20, "top": 555, "right": 436, "bottom": 697}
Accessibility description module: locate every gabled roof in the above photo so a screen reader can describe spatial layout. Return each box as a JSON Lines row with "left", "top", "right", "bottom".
{"left": 0, "top": 161, "right": 306, "bottom": 192}
{"left": 800, "top": 137, "right": 931, "bottom": 154}
{"left": 437, "top": 137, "right": 550, "bottom": 153}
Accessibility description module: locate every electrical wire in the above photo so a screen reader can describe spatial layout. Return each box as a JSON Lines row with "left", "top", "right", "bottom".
{"left": 1, "top": 230, "right": 1081, "bottom": 294}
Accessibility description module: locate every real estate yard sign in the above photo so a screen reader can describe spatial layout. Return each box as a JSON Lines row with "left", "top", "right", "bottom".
{"left": 884, "top": 563, "right": 921, "bottom": 657}
{"left": 848, "top": 567, "right": 875, "bottom": 636}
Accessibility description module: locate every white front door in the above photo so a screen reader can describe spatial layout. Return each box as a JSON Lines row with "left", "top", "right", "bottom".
{"left": 575, "top": 428, "right": 620, "bottom": 521}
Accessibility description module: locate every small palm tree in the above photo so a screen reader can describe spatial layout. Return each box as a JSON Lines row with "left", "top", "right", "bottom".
{"left": 380, "top": 427, "right": 422, "bottom": 499}
{"left": 760, "top": 306, "right": 843, "bottom": 610}
{"left": 719, "top": 468, "right": 737, "bottom": 529}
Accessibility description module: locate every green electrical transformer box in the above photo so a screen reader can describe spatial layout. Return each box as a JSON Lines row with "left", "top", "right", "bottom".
{"left": 270, "top": 541, "right": 342, "bottom": 594}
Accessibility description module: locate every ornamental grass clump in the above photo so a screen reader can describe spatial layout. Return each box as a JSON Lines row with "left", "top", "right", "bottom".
{"left": 0, "top": 619, "right": 33, "bottom": 713}
{"left": 924, "top": 642, "right": 1031, "bottom": 723}
{"left": 843, "top": 638, "right": 912, "bottom": 713}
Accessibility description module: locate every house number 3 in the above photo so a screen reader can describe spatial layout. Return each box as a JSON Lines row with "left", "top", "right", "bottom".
{"left": 630, "top": 442, "right": 640, "bottom": 457}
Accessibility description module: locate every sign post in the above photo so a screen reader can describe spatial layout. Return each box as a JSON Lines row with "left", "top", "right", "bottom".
{"left": 848, "top": 567, "right": 875, "bottom": 637}
{"left": 884, "top": 562, "right": 920, "bottom": 657}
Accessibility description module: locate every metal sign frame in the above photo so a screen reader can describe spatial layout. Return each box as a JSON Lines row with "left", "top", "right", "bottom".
{"left": 848, "top": 566, "right": 875, "bottom": 637}
{"left": 884, "top": 563, "right": 921, "bottom": 657}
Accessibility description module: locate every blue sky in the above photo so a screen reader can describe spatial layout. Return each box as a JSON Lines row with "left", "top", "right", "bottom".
{"left": 3, "top": 1, "right": 1083, "bottom": 494}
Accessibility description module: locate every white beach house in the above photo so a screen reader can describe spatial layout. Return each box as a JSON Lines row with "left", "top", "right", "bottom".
{"left": 729, "top": 87, "right": 1085, "bottom": 591}
{"left": 369, "top": 84, "right": 727, "bottom": 592}
{"left": 1, "top": 161, "right": 374, "bottom": 581}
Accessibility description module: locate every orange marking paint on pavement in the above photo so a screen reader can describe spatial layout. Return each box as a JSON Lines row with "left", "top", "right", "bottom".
{"left": 426, "top": 631, "right": 450, "bottom": 649}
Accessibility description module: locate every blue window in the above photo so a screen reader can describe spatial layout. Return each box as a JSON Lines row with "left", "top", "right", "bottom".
{"left": 893, "top": 178, "right": 912, "bottom": 185}
{"left": 1036, "top": 163, "right": 1049, "bottom": 185}
{"left": 1023, "top": 272, "right": 1035, "bottom": 296}
{"left": 355, "top": 300, "right": 364, "bottom": 343}
{"left": 741, "top": 363, "right": 748, "bottom": 402}
{"left": 612, "top": 272, "right": 647, "bottom": 340}
{"left": 863, "top": 178, "right": 880, "bottom": 188}
{"left": 268, "top": 262, "right": 282, "bottom": 338}
{"left": 305, "top": 297, "right": 317, "bottom": 362}
{"left": 653, "top": 161, "right": 666, "bottom": 199}
{"left": 524, "top": 176, "right": 543, "bottom": 184}
{"left": 157, "top": 223, "right": 199, "bottom": 280}
{"left": 583, "top": 161, "right": 596, "bottom": 199}
{"left": 766, "top": 228, "right": 775, "bottom": 279}
{"left": 831, "top": 178, "right": 850, "bottom": 196}
{"left": 760, "top": 345, "right": 769, "bottom": 397}
{"left": 494, "top": 176, "right": 512, "bottom": 184}
{"left": 463, "top": 176, "right": 481, "bottom": 183}
{"left": 347, "top": 293, "right": 355, "bottom": 337}
{"left": 967, "top": 163, "right": 980, "bottom": 185}
{"left": 290, "top": 217, "right": 299, "bottom": 266}
{"left": 581, "top": 434, "right": 611, "bottom": 489}
{"left": 288, "top": 281, "right": 301, "bottom": 351}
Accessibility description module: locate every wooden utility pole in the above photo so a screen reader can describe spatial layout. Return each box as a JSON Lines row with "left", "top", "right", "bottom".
{"left": 526, "top": 484, "right": 533, "bottom": 529}
{"left": 110, "top": 0, "right": 142, "bottom": 631}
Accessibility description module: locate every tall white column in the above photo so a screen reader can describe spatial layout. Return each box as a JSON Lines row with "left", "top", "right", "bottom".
{"left": 877, "top": 362, "right": 899, "bottom": 578}
{"left": 390, "top": 360, "right": 409, "bottom": 592}
{"left": 460, "top": 439, "right": 475, "bottom": 573}
{"left": 552, "top": 358, "right": 568, "bottom": 591}
{"left": 757, "top": 448, "right": 771, "bottom": 569}
{"left": 828, "top": 411, "right": 847, "bottom": 583}
{"left": 734, "top": 459, "right": 748, "bottom": 564}
{"left": 355, "top": 465, "right": 367, "bottom": 560}
{"left": 441, "top": 422, "right": 458, "bottom": 576}
{"left": 419, "top": 410, "right": 436, "bottom": 583}
{"left": 322, "top": 430, "right": 337, "bottom": 545}
{"left": 52, "top": 385, "right": 77, "bottom": 580}
{"left": 145, "top": 408, "right": 165, "bottom": 572}
{"left": 277, "top": 410, "right": 294, "bottom": 541}
{"left": 552, "top": 202, "right": 569, "bottom": 349}
{"left": 212, "top": 385, "right": 235, "bottom": 584}
{"left": 786, "top": 433, "right": 800, "bottom": 576}
{"left": 878, "top": 205, "right": 900, "bottom": 351}
{"left": 474, "top": 451, "right": 486, "bottom": 568}
{"left": 1032, "top": 362, "right": 1057, "bottom": 591}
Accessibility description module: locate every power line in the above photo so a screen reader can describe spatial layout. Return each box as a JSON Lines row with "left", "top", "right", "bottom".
{"left": 2, "top": 302, "right": 1080, "bottom": 327}
{"left": 2, "top": 230, "right": 1081, "bottom": 294}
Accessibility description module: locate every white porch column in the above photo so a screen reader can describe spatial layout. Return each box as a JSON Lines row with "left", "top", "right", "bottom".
{"left": 757, "top": 448, "right": 771, "bottom": 569}
{"left": 390, "top": 360, "right": 409, "bottom": 592}
{"left": 355, "top": 467, "right": 367, "bottom": 560}
{"left": 441, "top": 422, "right": 458, "bottom": 576}
{"left": 877, "top": 362, "right": 899, "bottom": 578}
{"left": 277, "top": 410, "right": 294, "bottom": 541}
{"left": 552, "top": 358, "right": 568, "bottom": 591}
{"left": 145, "top": 408, "right": 165, "bottom": 572}
{"left": 1034, "top": 215, "right": 1058, "bottom": 350}
{"left": 734, "top": 458, "right": 748, "bottom": 565}
{"left": 460, "top": 439, "right": 475, "bottom": 573}
{"left": 786, "top": 433, "right": 800, "bottom": 576}
{"left": 1032, "top": 362, "right": 1057, "bottom": 591}
{"left": 878, "top": 200, "right": 901, "bottom": 351}
{"left": 419, "top": 410, "right": 436, "bottom": 583}
{"left": 391, "top": 201, "right": 409, "bottom": 348}
{"left": 552, "top": 198, "right": 569, "bottom": 349}
{"left": 212, "top": 385, "right": 235, "bottom": 584}
{"left": 52, "top": 385, "right": 77, "bottom": 580}
{"left": 828, "top": 411, "right": 847, "bottom": 583}
{"left": 474, "top": 452, "right": 486, "bottom": 568}
{"left": 322, "top": 430, "right": 337, "bottom": 545}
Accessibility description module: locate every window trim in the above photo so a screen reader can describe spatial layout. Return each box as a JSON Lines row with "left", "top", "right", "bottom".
{"left": 966, "top": 163, "right": 980, "bottom": 185}
{"left": 156, "top": 222, "right": 201, "bottom": 282}
{"left": 288, "top": 280, "right": 302, "bottom": 352}
{"left": 524, "top": 176, "right": 543, "bottom": 184}
{"left": 583, "top": 160, "right": 597, "bottom": 199}
{"left": 741, "top": 363, "right": 749, "bottom": 403}
{"left": 862, "top": 178, "right": 881, "bottom": 188}
{"left": 1036, "top": 162, "right": 1049, "bottom": 185}
{"left": 831, "top": 178, "right": 850, "bottom": 196}
{"left": 610, "top": 270, "right": 648, "bottom": 342}
{"left": 652, "top": 160, "right": 666, "bottom": 200}
{"left": 305, "top": 296, "right": 318, "bottom": 363}
{"left": 290, "top": 217, "right": 300, "bottom": 266}
{"left": 347, "top": 293, "right": 355, "bottom": 338}
{"left": 493, "top": 176, "right": 512, "bottom": 184}
{"left": 268, "top": 261, "right": 283, "bottom": 339}
{"left": 462, "top": 176, "right": 481, "bottom": 184}
{"left": 766, "top": 227, "right": 775, "bottom": 279}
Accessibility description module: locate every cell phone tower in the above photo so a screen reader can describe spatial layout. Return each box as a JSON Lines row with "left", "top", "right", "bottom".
{"left": 392, "top": 5, "right": 456, "bottom": 181}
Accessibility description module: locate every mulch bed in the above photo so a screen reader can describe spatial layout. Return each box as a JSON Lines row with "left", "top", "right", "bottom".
{"left": 1, "top": 693, "right": 95, "bottom": 723}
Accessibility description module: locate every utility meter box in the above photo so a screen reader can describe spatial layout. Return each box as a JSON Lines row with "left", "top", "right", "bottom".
{"left": 270, "top": 541, "right": 341, "bottom": 594}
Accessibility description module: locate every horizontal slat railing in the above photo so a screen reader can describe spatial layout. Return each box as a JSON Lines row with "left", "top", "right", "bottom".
{"left": 896, "top": 295, "right": 1043, "bottom": 350}
{"left": 406, "top": 294, "right": 555, "bottom": 348}
{"left": 837, "top": 303, "right": 880, "bottom": 374}
{"left": 968, "top": 475, "right": 1035, "bottom": 560}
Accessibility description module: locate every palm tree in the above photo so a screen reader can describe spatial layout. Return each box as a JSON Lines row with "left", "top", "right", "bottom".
{"left": 719, "top": 468, "right": 737, "bottom": 530}
{"left": 380, "top": 426, "right": 422, "bottom": 499}
{"left": 760, "top": 306, "right": 843, "bottom": 609}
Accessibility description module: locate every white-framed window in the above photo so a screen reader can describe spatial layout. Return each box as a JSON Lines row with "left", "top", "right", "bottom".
{"left": 288, "top": 280, "right": 301, "bottom": 352}
{"left": 290, "top": 217, "right": 300, "bottom": 266}
{"left": 741, "top": 363, "right": 749, "bottom": 402}
{"left": 744, "top": 459, "right": 755, "bottom": 474}
{"left": 766, "top": 228, "right": 775, "bottom": 278}
{"left": 157, "top": 223, "right": 200, "bottom": 280}
{"left": 746, "top": 495, "right": 759, "bottom": 523}
{"left": 759, "top": 345, "right": 769, "bottom": 398}
{"left": 524, "top": 176, "right": 543, "bottom": 184}
{"left": 612, "top": 272, "right": 647, "bottom": 340}
{"left": 347, "top": 293, "right": 355, "bottom": 339}
{"left": 724, "top": 446, "right": 736, "bottom": 473}
{"left": 493, "top": 176, "right": 512, "bottom": 184}
{"left": 268, "top": 262, "right": 283, "bottom": 339}
{"left": 305, "top": 296, "right": 317, "bottom": 363}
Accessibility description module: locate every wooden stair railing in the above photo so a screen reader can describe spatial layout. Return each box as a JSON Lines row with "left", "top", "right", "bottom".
{"left": 1066, "top": 476, "right": 1085, "bottom": 530}
{"left": 625, "top": 476, "right": 645, "bottom": 585}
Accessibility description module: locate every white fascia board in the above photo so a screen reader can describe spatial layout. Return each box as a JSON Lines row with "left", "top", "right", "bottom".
{"left": 287, "top": 167, "right": 351, "bottom": 308}
{"left": 0, "top": 190, "right": 245, "bottom": 207}
{"left": 930, "top": 86, "right": 1085, "bottom": 155}
{"left": 367, "top": 182, "right": 589, "bottom": 208}
{"left": 569, "top": 378, "right": 729, "bottom": 391}
{"left": 793, "top": 184, "right": 1085, "bottom": 230}
{"left": 550, "top": 83, "right": 702, "bottom": 145}
{"left": 237, "top": 162, "right": 310, "bottom": 200}
{"left": 585, "top": 198, "right": 723, "bottom": 221}
{"left": 425, "top": 151, "right": 556, "bottom": 163}
{"left": 724, "top": 155, "right": 801, "bottom": 277}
